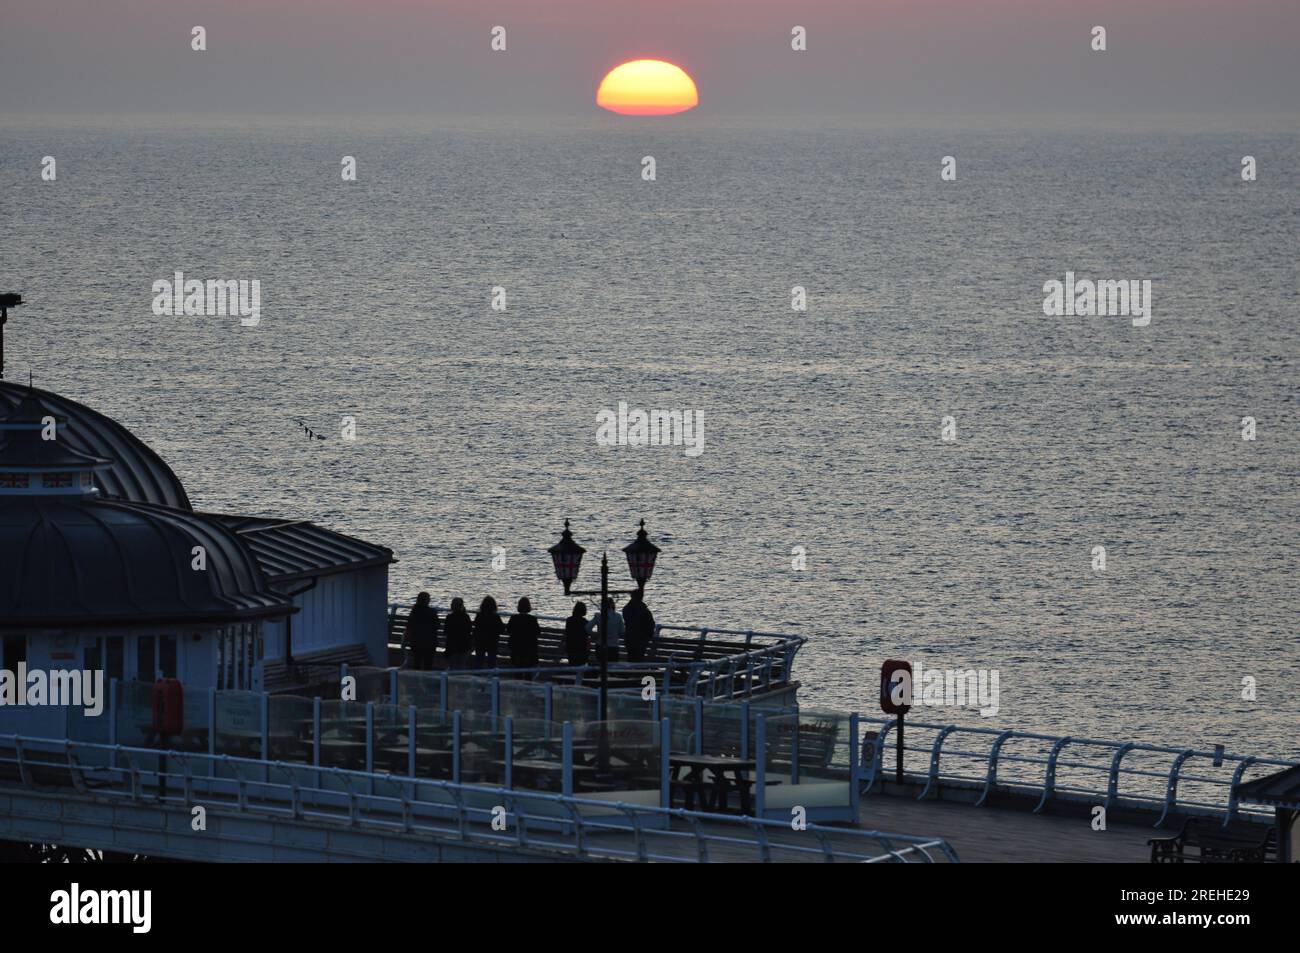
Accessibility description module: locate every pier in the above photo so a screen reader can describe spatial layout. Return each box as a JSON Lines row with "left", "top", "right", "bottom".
{"left": 3, "top": 650, "right": 1295, "bottom": 863}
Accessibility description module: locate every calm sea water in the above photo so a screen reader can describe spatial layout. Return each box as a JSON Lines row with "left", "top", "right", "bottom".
{"left": 2, "top": 116, "right": 1297, "bottom": 757}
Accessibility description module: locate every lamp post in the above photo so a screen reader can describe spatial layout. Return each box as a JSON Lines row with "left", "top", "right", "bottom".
{"left": 0, "top": 293, "right": 22, "bottom": 380}
{"left": 549, "top": 519, "right": 661, "bottom": 747}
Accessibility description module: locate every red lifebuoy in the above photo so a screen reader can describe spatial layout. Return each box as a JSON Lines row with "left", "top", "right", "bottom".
{"left": 151, "top": 678, "right": 184, "bottom": 736}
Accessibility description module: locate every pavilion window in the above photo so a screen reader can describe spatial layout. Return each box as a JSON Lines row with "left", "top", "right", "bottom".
{"left": 135, "top": 634, "right": 179, "bottom": 681}
{"left": 105, "top": 636, "right": 124, "bottom": 683}
{"left": 85, "top": 636, "right": 124, "bottom": 682}
{"left": 219, "top": 628, "right": 231, "bottom": 690}
{"left": 1, "top": 635, "right": 26, "bottom": 670}
{"left": 160, "top": 635, "right": 177, "bottom": 679}
{"left": 247, "top": 625, "right": 257, "bottom": 686}
{"left": 137, "top": 635, "right": 156, "bottom": 681}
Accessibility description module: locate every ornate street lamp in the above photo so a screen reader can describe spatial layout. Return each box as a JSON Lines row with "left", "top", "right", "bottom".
{"left": 622, "top": 518, "right": 660, "bottom": 589}
{"left": 547, "top": 520, "right": 586, "bottom": 595}
{"left": 549, "top": 519, "right": 662, "bottom": 762}
{"left": 0, "top": 293, "right": 22, "bottom": 380}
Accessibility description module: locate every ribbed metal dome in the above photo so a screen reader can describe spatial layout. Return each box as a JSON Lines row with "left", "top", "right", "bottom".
{"left": 0, "top": 496, "right": 293, "bottom": 628}
{"left": 0, "top": 382, "right": 191, "bottom": 510}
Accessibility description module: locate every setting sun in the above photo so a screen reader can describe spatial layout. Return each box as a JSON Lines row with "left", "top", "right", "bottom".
{"left": 596, "top": 59, "right": 699, "bottom": 116}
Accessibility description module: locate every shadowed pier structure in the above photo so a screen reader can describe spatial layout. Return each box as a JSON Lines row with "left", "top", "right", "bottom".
{"left": 857, "top": 795, "right": 1152, "bottom": 862}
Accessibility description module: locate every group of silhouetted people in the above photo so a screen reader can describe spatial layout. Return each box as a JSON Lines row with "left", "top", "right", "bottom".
{"left": 402, "top": 589, "right": 656, "bottom": 673}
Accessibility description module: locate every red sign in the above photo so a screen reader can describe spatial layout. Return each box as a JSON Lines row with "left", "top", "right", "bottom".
{"left": 152, "top": 678, "right": 184, "bottom": 737}
{"left": 880, "top": 659, "right": 913, "bottom": 715}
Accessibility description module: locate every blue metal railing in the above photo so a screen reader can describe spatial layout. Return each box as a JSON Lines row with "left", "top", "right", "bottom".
{"left": 91, "top": 672, "right": 1297, "bottom": 829}
{"left": 95, "top": 679, "right": 863, "bottom": 824}
{"left": 384, "top": 605, "right": 806, "bottom": 701}
{"left": 0, "top": 734, "right": 957, "bottom": 863}
{"left": 858, "top": 716, "right": 1296, "bottom": 827}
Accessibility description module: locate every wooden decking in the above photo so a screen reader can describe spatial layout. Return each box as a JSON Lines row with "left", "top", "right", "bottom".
{"left": 856, "top": 794, "right": 1154, "bottom": 862}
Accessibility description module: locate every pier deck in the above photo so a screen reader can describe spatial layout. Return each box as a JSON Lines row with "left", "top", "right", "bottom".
{"left": 857, "top": 795, "right": 1151, "bottom": 862}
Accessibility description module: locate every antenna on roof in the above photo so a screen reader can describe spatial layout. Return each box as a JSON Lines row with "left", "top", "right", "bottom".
{"left": 0, "top": 293, "right": 22, "bottom": 381}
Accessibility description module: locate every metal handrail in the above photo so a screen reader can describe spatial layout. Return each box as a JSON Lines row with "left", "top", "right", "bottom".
{"left": 0, "top": 734, "right": 956, "bottom": 864}
{"left": 383, "top": 605, "right": 805, "bottom": 700}
{"left": 859, "top": 716, "right": 1294, "bottom": 827}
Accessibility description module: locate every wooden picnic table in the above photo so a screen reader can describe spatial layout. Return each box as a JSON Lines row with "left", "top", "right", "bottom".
{"left": 496, "top": 758, "right": 598, "bottom": 792}
{"left": 669, "top": 755, "right": 758, "bottom": 816}
{"left": 374, "top": 744, "right": 454, "bottom": 776}
{"left": 315, "top": 738, "right": 367, "bottom": 767}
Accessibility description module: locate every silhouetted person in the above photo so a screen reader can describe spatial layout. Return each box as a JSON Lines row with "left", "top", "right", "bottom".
{"left": 403, "top": 591, "right": 440, "bottom": 670}
{"left": 473, "top": 596, "right": 504, "bottom": 669}
{"left": 444, "top": 597, "right": 473, "bottom": 670}
{"left": 588, "top": 596, "right": 623, "bottom": 664}
{"left": 622, "top": 588, "right": 655, "bottom": 663}
{"left": 507, "top": 597, "right": 541, "bottom": 672}
{"left": 565, "top": 601, "right": 590, "bottom": 666}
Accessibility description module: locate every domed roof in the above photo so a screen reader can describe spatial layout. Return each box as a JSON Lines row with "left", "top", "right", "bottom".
{"left": 0, "top": 496, "right": 293, "bottom": 628}
{"left": 0, "top": 382, "right": 191, "bottom": 510}
{"left": 0, "top": 387, "right": 113, "bottom": 479}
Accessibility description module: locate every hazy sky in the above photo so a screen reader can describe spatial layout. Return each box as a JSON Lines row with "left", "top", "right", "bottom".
{"left": 1, "top": 0, "right": 1297, "bottom": 116}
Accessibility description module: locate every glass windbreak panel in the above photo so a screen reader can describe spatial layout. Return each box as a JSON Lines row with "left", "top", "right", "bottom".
{"left": 701, "top": 703, "right": 746, "bottom": 759}
{"left": 397, "top": 670, "right": 442, "bottom": 710}
{"left": 607, "top": 691, "right": 654, "bottom": 722}
{"left": 179, "top": 685, "right": 209, "bottom": 753}
{"left": 795, "top": 708, "right": 851, "bottom": 779}
{"left": 761, "top": 713, "right": 799, "bottom": 783}
{"left": 508, "top": 717, "right": 562, "bottom": 792}
{"left": 661, "top": 698, "right": 697, "bottom": 754}
{"left": 214, "top": 691, "right": 263, "bottom": 758}
{"left": 748, "top": 702, "right": 787, "bottom": 762}
{"left": 113, "top": 679, "right": 154, "bottom": 748}
{"left": 268, "top": 694, "right": 313, "bottom": 763}
{"left": 551, "top": 686, "right": 598, "bottom": 727}
{"left": 498, "top": 680, "right": 546, "bottom": 721}
{"left": 68, "top": 698, "right": 111, "bottom": 746}
{"left": 457, "top": 711, "right": 503, "bottom": 787}
{"left": 317, "top": 700, "right": 367, "bottom": 771}
{"left": 446, "top": 676, "right": 492, "bottom": 719}
{"left": 584, "top": 720, "right": 661, "bottom": 792}
{"left": 349, "top": 667, "right": 392, "bottom": 704}
{"left": 371, "top": 703, "right": 409, "bottom": 775}
{"left": 414, "top": 708, "right": 453, "bottom": 780}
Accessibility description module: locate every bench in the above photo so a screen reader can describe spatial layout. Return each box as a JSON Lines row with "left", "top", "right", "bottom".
{"left": 1149, "top": 818, "right": 1277, "bottom": 863}
{"left": 763, "top": 720, "right": 839, "bottom": 777}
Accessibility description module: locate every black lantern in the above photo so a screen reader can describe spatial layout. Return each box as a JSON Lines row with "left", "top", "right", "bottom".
{"left": 548, "top": 519, "right": 586, "bottom": 595}
{"left": 0, "top": 293, "right": 22, "bottom": 381}
{"left": 622, "top": 519, "right": 660, "bottom": 588}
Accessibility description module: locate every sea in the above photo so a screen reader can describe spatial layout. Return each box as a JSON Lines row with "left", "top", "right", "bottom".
{"left": 2, "top": 114, "right": 1297, "bottom": 757}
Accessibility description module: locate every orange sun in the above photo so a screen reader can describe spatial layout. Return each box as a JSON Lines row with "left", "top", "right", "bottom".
{"left": 597, "top": 59, "right": 699, "bottom": 116}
